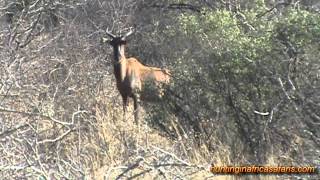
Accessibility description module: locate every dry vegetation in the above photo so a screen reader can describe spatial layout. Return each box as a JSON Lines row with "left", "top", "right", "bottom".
{"left": 1, "top": 0, "right": 319, "bottom": 179}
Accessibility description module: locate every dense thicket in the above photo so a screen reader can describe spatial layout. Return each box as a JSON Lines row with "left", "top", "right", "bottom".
{"left": 0, "top": 0, "right": 319, "bottom": 179}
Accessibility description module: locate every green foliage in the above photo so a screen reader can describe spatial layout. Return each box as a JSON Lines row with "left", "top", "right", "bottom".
{"left": 158, "top": 3, "right": 320, "bottom": 163}
{"left": 176, "top": 5, "right": 320, "bottom": 86}
{"left": 275, "top": 9, "right": 320, "bottom": 47}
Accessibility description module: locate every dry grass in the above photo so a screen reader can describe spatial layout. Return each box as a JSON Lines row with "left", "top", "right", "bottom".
{"left": 77, "top": 87, "right": 218, "bottom": 179}
{"left": 86, "top": 94, "right": 282, "bottom": 180}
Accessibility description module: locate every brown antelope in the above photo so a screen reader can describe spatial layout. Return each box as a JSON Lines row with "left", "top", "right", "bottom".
{"left": 104, "top": 29, "right": 171, "bottom": 126}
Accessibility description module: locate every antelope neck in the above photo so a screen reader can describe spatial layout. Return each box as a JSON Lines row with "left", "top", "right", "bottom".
{"left": 113, "top": 44, "right": 126, "bottom": 62}
{"left": 113, "top": 44, "right": 127, "bottom": 82}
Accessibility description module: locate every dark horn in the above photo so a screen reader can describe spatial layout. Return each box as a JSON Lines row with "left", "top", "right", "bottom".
{"left": 105, "top": 30, "right": 116, "bottom": 38}
{"left": 123, "top": 29, "right": 134, "bottom": 39}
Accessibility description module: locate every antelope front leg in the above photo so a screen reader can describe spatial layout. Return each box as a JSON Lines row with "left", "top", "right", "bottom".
{"left": 133, "top": 93, "right": 140, "bottom": 130}
{"left": 122, "top": 95, "right": 128, "bottom": 121}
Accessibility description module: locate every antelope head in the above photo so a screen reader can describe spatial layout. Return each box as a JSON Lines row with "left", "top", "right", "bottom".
{"left": 103, "top": 29, "right": 134, "bottom": 62}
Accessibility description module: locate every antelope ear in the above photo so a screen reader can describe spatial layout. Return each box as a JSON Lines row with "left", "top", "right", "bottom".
{"left": 101, "top": 37, "right": 110, "bottom": 43}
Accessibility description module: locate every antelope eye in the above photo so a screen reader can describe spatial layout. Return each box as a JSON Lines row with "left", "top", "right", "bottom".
{"left": 108, "top": 40, "right": 115, "bottom": 45}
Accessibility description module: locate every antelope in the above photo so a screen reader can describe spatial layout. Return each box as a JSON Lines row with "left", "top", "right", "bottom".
{"left": 103, "top": 29, "right": 171, "bottom": 126}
